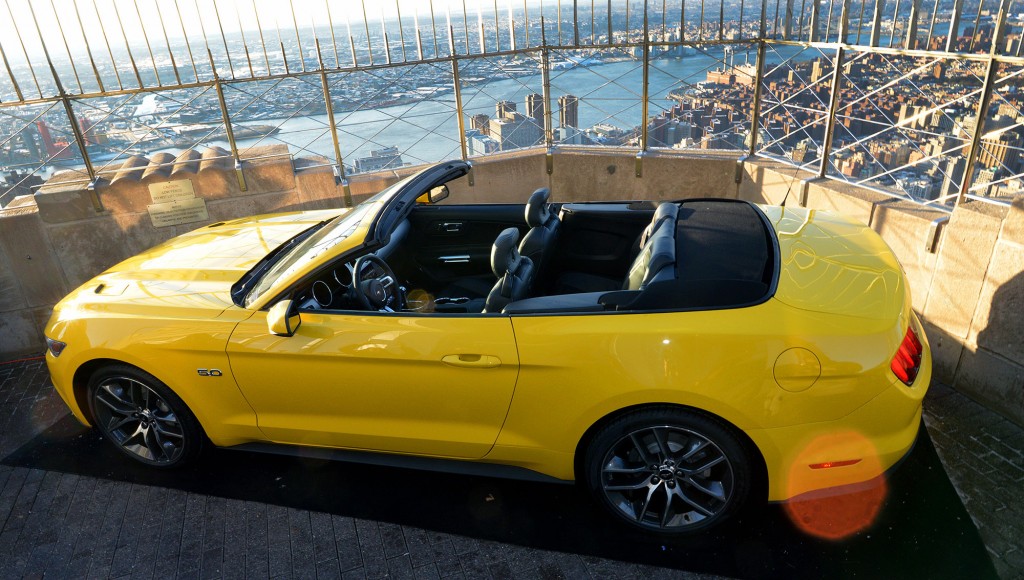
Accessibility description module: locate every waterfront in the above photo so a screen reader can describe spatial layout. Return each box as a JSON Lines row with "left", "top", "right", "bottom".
{"left": 183, "top": 43, "right": 790, "bottom": 168}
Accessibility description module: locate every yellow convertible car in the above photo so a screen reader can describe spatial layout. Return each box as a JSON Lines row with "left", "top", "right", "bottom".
{"left": 44, "top": 160, "right": 930, "bottom": 533}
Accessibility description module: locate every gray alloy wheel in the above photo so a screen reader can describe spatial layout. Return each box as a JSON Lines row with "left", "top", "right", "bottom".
{"left": 585, "top": 408, "right": 751, "bottom": 533}
{"left": 87, "top": 365, "right": 202, "bottom": 468}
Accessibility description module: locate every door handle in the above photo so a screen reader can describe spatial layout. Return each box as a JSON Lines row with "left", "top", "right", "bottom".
{"left": 441, "top": 354, "right": 501, "bottom": 368}
{"left": 439, "top": 255, "right": 471, "bottom": 263}
{"left": 436, "top": 222, "right": 463, "bottom": 233}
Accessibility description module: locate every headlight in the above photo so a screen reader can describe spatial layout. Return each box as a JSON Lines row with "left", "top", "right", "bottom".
{"left": 45, "top": 337, "right": 67, "bottom": 358}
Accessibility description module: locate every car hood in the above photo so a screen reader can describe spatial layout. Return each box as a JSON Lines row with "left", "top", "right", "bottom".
{"left": 57, "top": 209, "right": 347, "bottom": 316}
{"left": 761, "top": 205, "right": 907, "bottom": 321}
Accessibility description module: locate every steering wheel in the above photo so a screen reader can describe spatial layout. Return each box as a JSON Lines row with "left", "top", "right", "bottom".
{"left": 352, "top": 255, "right": 404, "bottom": 311}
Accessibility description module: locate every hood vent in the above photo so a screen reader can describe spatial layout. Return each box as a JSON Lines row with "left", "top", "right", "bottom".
{"left": 94, "top": 283, "right": 127, "bottom": 296}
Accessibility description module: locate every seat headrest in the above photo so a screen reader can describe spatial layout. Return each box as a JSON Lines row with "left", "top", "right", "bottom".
{"left": 491, "top": 228, "right": 522, "bottom": 277}
{"left": 640, "top": 202, "right": 679, "bottom": 248}
{"left": 626, "top": 211, "right": 678, "bottom": 291}
{"left": 525, "top": 188, "right": 553, "bottom": 227}
{"left": 653, "top": 202, "right": 679, "bottom": 223}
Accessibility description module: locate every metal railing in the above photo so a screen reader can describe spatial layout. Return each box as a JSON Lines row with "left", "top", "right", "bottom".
{"left": 1, "top": 0, "right": 1022, "bottom": 210}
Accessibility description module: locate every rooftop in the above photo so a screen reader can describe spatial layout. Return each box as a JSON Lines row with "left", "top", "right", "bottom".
{"left": 0, "top": 1, "right": 1023, "bottom": 576}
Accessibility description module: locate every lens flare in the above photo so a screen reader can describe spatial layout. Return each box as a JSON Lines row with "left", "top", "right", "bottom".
{"left": 783, "top": 430, "right": 887, "bottom": 540}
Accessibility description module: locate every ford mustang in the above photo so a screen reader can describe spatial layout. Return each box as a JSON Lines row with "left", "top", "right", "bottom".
{"left": 43, "top": 160, "right": 930, "bottom": 533}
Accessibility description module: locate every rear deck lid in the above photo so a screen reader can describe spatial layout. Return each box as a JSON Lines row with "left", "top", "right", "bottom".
{"left": 761, "top": 206, "right": 906, "bottom": 320}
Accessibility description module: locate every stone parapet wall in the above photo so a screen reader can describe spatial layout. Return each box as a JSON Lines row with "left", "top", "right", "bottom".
{"left": 741, "top": 159, "right": 1024, "bottom": 427}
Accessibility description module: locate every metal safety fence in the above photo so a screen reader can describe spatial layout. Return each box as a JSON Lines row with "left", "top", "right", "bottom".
{"left": 1, "top": 0, "right": 1022, "bottom": 209}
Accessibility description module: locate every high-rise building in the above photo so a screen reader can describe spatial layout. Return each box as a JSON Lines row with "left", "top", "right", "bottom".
{"left": 471, "top": 114, "right": 491, "bottom": 135}
{"left": 489, "top": 112, "right": 543, "bottom": 150}
{"left": 496, "top": 100, "right": 517, "bottom": 120}
{"left": 558, "top": 94, "right": 579, "bottom": 128}
{"left": 525, "top": 94, "right": 545, "bottom": 128}
{"left": 810, "top": 60, "right": 827, "bottom": 83}
{"left": 554, "top": 126, "right": 592, "bottom": 145}
{"left": 938, "top": 156, "right": 966, "bottom": 201}
{"left": 791, "top": 139, "right": 818, "bottom": 163}
{"left": 353, "top": 147, "right": 404, "bottom": 174}
{"left": 466, "top": 129, "right": 500, "bottom": 156}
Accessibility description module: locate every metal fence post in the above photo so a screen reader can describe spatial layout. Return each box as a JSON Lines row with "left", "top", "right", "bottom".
{"left": 637, "top": 1, "right": 650, "bottom": 177}
{"left": 540, "top": 47, "right": 555, "bottom": 174}
{"left": 212, "top": 56, "right": 247, "bottom": 192}
{"left": 784, "top": 0, "right": 795, "bottom": 39}
{"left": 61, "top": 94, "right": 102, "bottom": 212}
{"left": 451, "top": 56, "right": 470, "bottom": 161}
{"left": 808, "top": 0, "right": 821, "bottom": 42}
{"left": 0, "top": 41, "right": 24, "bottom": 101}
{"left": 945, "top": 0, "right": 964, "bottom": 53}
{"left": 748, "top": 41, "right": 767, "bottom": 156}
{"left": 541, "top": 47, "right": 554, "bottom": 147}
{"left": 818, "top": 46, "right": 845, "bottom": 178}
{"left": 905, "top": 0, "right": 921, "bottom": 49}
{"left": 43, "top": 46, "right": 102, "bottom": 211}
{"left": 958, "top": 57, "right": 999, "bottom": 205}
{"left": 869, "top": 0, "right": 886, "bottom": 47}
{"left": 316, "top": 40, "right": 353, "bottom": 207}
{"left": 838, "top": 0, "right": 853, "bottom": 43}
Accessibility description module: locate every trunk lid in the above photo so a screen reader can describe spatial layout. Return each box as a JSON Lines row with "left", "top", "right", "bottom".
{"left": 760, "top": 205, "right": 908, "bottom": 321}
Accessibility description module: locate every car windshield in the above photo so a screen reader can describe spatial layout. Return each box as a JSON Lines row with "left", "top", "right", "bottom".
{"left": 243, "top": 175, "right": 415, "bottom": 307}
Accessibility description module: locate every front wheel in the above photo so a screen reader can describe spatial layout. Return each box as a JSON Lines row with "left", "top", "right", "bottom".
{"left": 583, "top": 407, "right": 753, "bottom": 534}
{"left": 86, "top": 365, "right": 203, "bottom": 468}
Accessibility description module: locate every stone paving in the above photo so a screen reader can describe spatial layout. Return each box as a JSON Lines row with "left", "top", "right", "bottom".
{"left": 923, "top": 383, "right": 1024, "bottom": 579}
{"left": 0, "top": 357, "right": 1020, "bottom": 579}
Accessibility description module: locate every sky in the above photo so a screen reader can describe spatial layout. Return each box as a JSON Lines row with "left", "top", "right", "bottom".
{"left": 0, "top": 0, "right": 553, "bottom": 62}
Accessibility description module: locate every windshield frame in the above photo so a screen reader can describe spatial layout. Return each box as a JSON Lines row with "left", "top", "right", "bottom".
{"left": 239, "top": 175, "right": 416, "bottom": 309}
{"left": 241, "top": 160, "right": 471, "bottom": 311}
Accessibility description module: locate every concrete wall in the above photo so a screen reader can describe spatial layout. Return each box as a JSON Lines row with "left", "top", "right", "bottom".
{"left": 2, "top": 147, "right": 1021, "bottom": 428}
{"left": 740, "top": 158, "right": 1024, "bottom": 427}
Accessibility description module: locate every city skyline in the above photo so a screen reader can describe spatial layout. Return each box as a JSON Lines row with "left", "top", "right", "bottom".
{"left": 2, "top": 0, "right": 1023, "bottom": 207}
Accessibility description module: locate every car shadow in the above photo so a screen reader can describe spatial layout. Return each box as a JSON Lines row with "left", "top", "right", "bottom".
{"left": 2, "top": 415, "right": 995, "bottom": 579}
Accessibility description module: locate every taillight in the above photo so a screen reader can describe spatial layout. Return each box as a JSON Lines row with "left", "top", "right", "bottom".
{"left": 890, "top": 327, "right": 922, "bottom": 385}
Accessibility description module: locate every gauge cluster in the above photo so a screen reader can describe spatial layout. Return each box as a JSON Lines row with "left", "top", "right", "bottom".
{"left": 297, "top": 262, "right": 357, "bottom": 310}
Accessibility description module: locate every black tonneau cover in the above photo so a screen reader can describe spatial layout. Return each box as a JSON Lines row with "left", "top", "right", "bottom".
{"left": 672, "top": 199, "right": 775, "bottom": 308}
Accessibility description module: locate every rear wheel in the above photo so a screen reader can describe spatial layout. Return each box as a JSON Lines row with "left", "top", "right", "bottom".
{"left": 584, "top": 407, "right": 752, "bottom": 534}
{"left": 86, "top": 365, "right": 203, "bottom": 468}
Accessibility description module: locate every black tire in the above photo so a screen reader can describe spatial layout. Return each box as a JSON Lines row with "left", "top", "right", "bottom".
{"left": 583, "top": 406, "right": 753, "bottom": 534}
{"left": 86, "top": 364, "right": 203, "bottom": 468}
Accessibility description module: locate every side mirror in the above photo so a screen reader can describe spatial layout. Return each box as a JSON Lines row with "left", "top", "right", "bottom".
{"left": 417, "top": 184, "right": 450, "bottom": 204}
{"left": 267, "top": 299, "right": 301, "bottom": 336}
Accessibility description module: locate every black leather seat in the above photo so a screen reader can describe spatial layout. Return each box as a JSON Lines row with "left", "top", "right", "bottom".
{"left": 519, "top": 188, "right": 560, "bottom": 284}
{"left": 437, "top": 189, "right": 556, "bottom": 302}
{"left": 623, "top": 218, "right": 676, "bottom": 290}
{"left": 484, "top": 228, "right": 535, "bottom": 313}
{"left": 555, "top": 202, "right": 679, "bottom": 294}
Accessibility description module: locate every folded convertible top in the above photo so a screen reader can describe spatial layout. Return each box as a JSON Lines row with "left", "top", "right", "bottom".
{"left": 672, "top": 200, "right": 776, "bottom": 308}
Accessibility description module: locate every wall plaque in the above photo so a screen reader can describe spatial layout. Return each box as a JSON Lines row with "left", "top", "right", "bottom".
{"left": 148, "top": 197, "right": 209, "bottom": 227}
{"left": 148, "top": 179, "right": 196, "bottom": 204}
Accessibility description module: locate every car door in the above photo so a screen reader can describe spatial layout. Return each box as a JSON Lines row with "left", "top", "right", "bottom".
{"left": 226, "top": 309, "right": 519, "bottom": 459}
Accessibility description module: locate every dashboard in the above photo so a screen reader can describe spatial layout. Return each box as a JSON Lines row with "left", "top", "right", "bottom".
{"left": 295, "top": 256, "right": 405, "bottom": 312}
{"left": 296, "top": 261, "right": 359, "bottom": 311}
